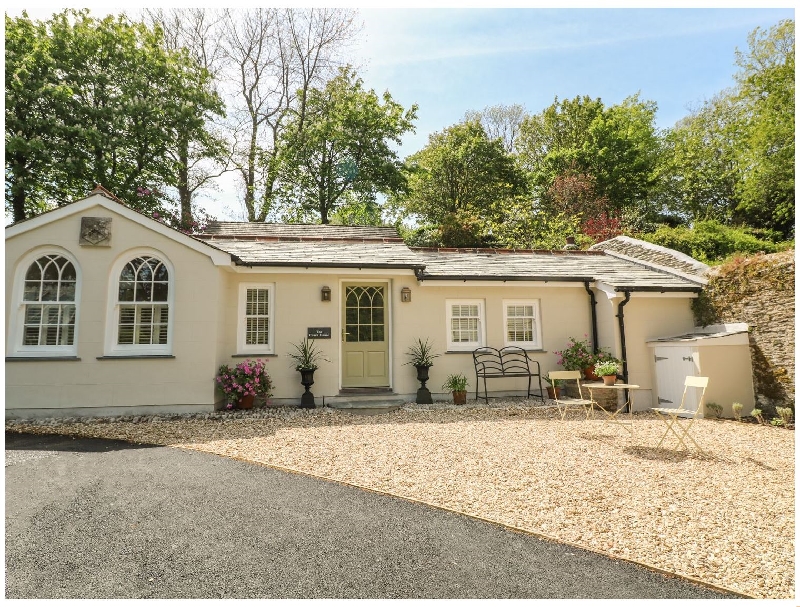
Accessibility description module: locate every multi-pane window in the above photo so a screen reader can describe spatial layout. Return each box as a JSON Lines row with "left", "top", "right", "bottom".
{"left": 237, "top": 283, "right": 274, "bottom": 353}
{"left": 245, "top": 288, "right": 270, "bottom": 346}
{"left": 117, "top": 257, "right": 169, "bottom": 346}
{"left": 345, "top": 286, "right": 385, "bottom": 342}
{"left": 503, "top": 300, "right": 541, "bottom": 348}
{"left": 446, "top": 300, "right": 484, "bottom": 351}
{"left": 21, "top": 255, "right": 77, "bottom": 347}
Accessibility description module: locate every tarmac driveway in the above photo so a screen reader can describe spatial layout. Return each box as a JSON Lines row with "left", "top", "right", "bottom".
{"left": 5, "top": 432, "right": 730, "bottom": 599}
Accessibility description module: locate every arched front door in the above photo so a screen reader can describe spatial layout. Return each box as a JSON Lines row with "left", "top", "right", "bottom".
{"left": 342, "top": 283, "right": 389, "bottom": 388}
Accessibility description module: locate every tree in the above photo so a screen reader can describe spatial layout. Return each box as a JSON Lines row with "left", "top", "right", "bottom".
{"left": 394, "top": 120, "right": 526, "bottom": 242}
{"left": 516, "top": 94, "right": 660, "bottom": 219}
{"left": 142, "top": 8, "right": 230, "bottom": 230}
{"left": 219, "top": 8, "right": 359, "bottom": 221}
{"left": 276, "top": 67, "right": 417, "bottom": 224}
{"left": 657, "top": 92, "right": 742, "bottom": 224}
{"left": 733, "top": 19, "right": 794, "bottom": 236}
{"left": 5, "top": 10, "right": 224, "bottom": 222}
{"left": 464, "top": 103, "right": 528, "bottom": 154}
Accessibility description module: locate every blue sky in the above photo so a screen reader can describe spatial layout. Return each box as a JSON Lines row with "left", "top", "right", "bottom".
{"left": 9, "top": 6, "right": 795, "bottom": 220}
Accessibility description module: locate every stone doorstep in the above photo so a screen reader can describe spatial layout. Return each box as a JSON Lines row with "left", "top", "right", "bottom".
{"left": 323, "top": 392, "right": 407, "bottom": 410}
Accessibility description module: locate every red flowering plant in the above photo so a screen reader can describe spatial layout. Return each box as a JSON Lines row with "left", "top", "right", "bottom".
{"left": 215, "top": 359, "right": 273, "bottom": 410}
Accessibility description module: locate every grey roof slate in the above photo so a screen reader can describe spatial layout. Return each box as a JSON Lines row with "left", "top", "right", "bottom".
{"left": 202, "top": 222, "right": 401, "bottom": 241}
{"left": 413, "top": 249, "right": 703, "bottom": 291}
{"left": 202, "top": 238, "right": 425, "bottom": 269}
{"left": 195, "top": 223, "right": 702, "bottom": 289}
{"left": 590, "top": 236, "right": 709, "bottom": 278}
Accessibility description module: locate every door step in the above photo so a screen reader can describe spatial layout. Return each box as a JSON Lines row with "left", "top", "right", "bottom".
{"left": 324, "top": 390, "right": 406, "bottom": 411}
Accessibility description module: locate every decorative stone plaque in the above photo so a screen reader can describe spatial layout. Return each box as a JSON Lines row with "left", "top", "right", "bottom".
{"left": 80, "top": 217, "right": 112, "bottom": 246}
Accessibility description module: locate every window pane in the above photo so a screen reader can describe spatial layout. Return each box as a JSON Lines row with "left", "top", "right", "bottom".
{"left": 358, "top": 325, "right": 371, "bottom": 341}
{"left": 24, "top": 282, "right": 40, "bottom": 301}
{"left": 25, "top": 262, "right": 41, "bottom": 281}
{"left": 373, "top": 290, "right": 384, "bottom": 307}
{"left": 23, "top": 326, "right": 40, "bottom": 346}
{"left": 59, "top": 281, "right": 76, "bottom": 302}
{"left": 137, "top": 262, "right": 153, "bottom": 282}
{"left": 41, "top": 282, "right": 58, "bottom": 301}
{"left": 345, "top": 307, "right": 357, "bottom": 323}
{"left": 120, "top": 263, "right": 136, "bottom": 281}
{"left": 43, "top": 260, "right": 59, "bottom": 281}
{"left": 25, "top": 305, "right": 42, "bottom": 324}
{"left": 61, "top": 262, "right": 76, "bottom": 281}
{"left": 359, "top": 307, "right": 372, "bottom": 324}
{"left": 372, "top": 307, "right": 384, "bottom": 324}
{"left": 118, "top": 282, "right": 135, "bottom": 301}
{"left": 119, "top": 307, "right": 136, "bottom": 324}
{"left": 373, "top": 325, "right": 384, "bottom": 341}
{"left": 345, "top": 325, "right": 358, "bottom": 342}
{"left": 118, "top": 325, "right": 134, "bottom": 344}
{"left": 153, "top": 282, "right": 169, "bottom": 302}
{"left": 135, "top": 282, "right": 153, "bottom": 302}
{"left": 346, "top": 289, "right": 357, "bottom": 306}
{"left": 153, "top": 263, "right": 169, "bottom": 281}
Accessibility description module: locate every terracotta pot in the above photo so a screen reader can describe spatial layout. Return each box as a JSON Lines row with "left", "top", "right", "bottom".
{"left": 584, "top": 367, "right": 599, "bottom": 381}
{"left": 453, "top": 390, "right": 467, "bottom": 405}
{"left": 238, "top": 394, "right": 255, "bottom": 409}
{"left": 602, "top": 375, "right": 617, "bottom": 386}
{"left": 546, "top": 386, "right": 561, "bottom": 399}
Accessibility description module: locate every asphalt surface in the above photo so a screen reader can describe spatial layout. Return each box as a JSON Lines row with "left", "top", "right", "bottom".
{"left": 5, "top": 431, "right": 732, "bottom": 599}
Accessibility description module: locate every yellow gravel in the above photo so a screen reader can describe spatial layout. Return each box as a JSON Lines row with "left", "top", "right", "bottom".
{"left": 7, "top": 402, "right": 794, "bottom": 599}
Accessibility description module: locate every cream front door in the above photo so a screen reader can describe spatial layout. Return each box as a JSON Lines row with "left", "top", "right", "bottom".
{"left": 342, "top": 284, "right": 389, "bottom": 388}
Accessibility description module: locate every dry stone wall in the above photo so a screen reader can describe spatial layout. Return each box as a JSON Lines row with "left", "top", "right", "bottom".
{"left": 692, "top": 250, "right": 795, "bottom": 414}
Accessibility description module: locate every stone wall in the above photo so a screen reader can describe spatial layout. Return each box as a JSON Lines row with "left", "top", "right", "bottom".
{"left": 692, "top": 250, "right": 795, "bottom": 414}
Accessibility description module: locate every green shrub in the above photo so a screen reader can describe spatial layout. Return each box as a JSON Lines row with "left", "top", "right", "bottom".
{"left": 637, "top": 220, "right": 785, "bottom": 263}
{"left": 705, "top": 402, "right": 723, "bottom": 418}
{"left": 732, "top": 402, "right": 743, "bottom": 421}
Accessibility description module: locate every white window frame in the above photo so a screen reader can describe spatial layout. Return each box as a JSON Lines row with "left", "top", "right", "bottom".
{"left": 445, "top": 299, "right": 485, "bottom": 352}
{"left": 104, "top": 249, "right": 175, "bottom": 356}
{"left": 8, "top": 247, "right": 81, "bottom": 357}
{"left": 237, "top": 283, "right": 276, "bottom": 355}
{"left": 502, "top": 299, "right": 542, "bottom": 350}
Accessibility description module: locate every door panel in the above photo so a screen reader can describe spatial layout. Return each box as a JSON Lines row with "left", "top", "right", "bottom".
{"left": 654, "top": 346, "right": 700, "bottom": 416}
{"left": 342, "top": 284, "right": 389, "bottom": 387}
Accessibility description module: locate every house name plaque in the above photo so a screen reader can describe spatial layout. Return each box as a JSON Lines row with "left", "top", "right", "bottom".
{"left": 307, "top": 327, "right": 332, "bottom": 339}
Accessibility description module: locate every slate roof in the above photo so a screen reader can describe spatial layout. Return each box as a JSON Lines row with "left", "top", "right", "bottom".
{"left": 202, "top": 221, "right": 401, "bottom": 241}
{"left": 412, "top": 248, "right": 703, "bottom": 291}
{"left": 195, "top": 223, "right": 703, "bottom": 290}
{"left": 590, "top": 236, "right": 709, "bottom": 280}
{"left": 197, "top": 222, "right": 423, "bottom": 269}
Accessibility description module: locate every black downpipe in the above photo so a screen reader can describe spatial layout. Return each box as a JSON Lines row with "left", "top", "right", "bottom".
{"left": 616, "top": 290, "right": 632, "bottom": 408}
{"left": 584, "top": 281, "right": 599, "bottom": 354}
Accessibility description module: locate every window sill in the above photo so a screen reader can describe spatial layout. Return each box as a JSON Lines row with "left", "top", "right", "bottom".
{"left": 445, "top": 350, "right": 480, "bottom": 354}
{"left": 232, "top": 353, "right": 277, "bottom": 358}
{"left": 97, "top": 355, "right": 175, "bottom": 360}
{"left": 6, "top": 356, "right": 81, "bottom": 362}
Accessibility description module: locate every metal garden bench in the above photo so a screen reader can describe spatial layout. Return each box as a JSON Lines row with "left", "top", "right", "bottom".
{"left": 472, "top": 346, "right": 544, "bottom": 404}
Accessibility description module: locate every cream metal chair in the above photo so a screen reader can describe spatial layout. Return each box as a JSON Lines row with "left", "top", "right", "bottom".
{"left": 549, "top": 370, "right": 595, "bottom": 421}
{"left": 651, "top": 376, "right": 709, "bottom": 454}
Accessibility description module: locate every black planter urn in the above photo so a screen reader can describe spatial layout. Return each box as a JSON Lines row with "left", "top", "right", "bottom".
{"left": 299, "top": 368, "right": 316, "bottom": 408}
{"left": 415, "top": 365, "right": 433, "bottom": 404}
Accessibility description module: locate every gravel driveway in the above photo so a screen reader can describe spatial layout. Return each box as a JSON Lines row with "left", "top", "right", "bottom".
{"left": 7, "top": 400, "right": 794, "bottom": 599}
{"left": 5, "top": 431, "right": 730, "bottom": 599}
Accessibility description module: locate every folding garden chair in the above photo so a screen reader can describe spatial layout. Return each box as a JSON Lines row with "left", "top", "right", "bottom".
{"left": 549, "top": 370, "right": 595, "bottom": 421}
{"left": 651, "top": 376, "right": 709, "bottom": 454}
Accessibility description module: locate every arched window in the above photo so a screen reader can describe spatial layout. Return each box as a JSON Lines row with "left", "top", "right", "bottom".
{"left": 22, "top": 255, "right": 77, "bottom": 347}
{"left": 115, "top": 256, "right": 170, "bottom": 347}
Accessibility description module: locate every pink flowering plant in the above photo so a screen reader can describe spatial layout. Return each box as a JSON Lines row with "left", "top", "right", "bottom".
{"left": 554, "top": 336, "right": 595, "bottom": 370}
{"left": 215, "top": 358, "right": 273, "bottom": 409}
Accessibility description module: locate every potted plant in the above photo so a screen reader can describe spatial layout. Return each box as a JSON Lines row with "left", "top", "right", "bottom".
{"left": 594, "top": 359, "right": 622, "bottom": 386}
{"left": 543, "top": 374, "right": 564, "bottom": 399}
{"left": 442, "top": 373, "right": 469, "bottom": 405}
{"left": 215, "top": 359, "right": 273, "bottom": 410}
{"left": 554, "top": 336, "right": 596, "bottom": 380}
{"left": 405, "top": 338, "right": 441, "bottom": 404}
{"left": 288, "top": 338, "right": 330, "bottom": 408}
